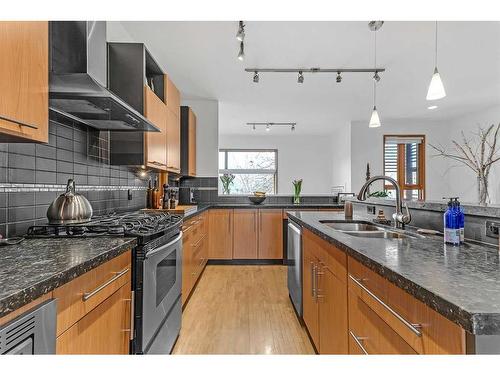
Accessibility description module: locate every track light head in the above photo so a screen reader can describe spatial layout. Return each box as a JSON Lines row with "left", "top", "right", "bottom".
{"left": 266, "top": 124, "right": 270, "bottom": 132}
{"left": 236, "top": 21, "right": 245, "bottom": 41}
{"left": 237, "top": 42, "right": 245, "bottom": 61}
{"left": 297, "top": 71, "right": 304, "bottom": 84}
{"left": 373, "top": 71, "right": 380, "bottom": 82}
{"left": 253, "top": 71, "right": 259, "bottom": 83}
{"left": 252, "top": 124, "right": 256, "bottom": 130}
{"left": 336, "top": 72, "right": 342, "bottom": 83}
{"left": 291, "top": 124, "right": 295, "bottom": 132}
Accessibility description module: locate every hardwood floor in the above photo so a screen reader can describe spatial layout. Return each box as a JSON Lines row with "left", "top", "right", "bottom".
{"left": 172, "top": 265, "right": 315, "bottom": 354}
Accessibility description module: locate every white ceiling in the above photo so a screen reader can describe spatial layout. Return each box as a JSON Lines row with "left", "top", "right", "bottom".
{"left": 109, "top": 21, "right": 500, "bottom": 135}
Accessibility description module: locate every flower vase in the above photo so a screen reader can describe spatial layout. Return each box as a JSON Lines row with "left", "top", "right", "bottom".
{"left": 477, "top": 173, "right": 490, "bottom": 206}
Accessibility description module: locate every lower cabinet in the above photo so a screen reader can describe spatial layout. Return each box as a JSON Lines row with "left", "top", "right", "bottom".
{"left": 233, "top": 209, "right": 258, "bottom": 259}
{"left": 208, "top": 209, "right": 233, "bottom": 259}
{"left": 56, "top": 282, "right": 132, "bottom": 354}
{"left": 258, "top": 209, "right": 283, "bottom": 259}
{"left": 182, "top": 212, "right": 208, "bottom": 306}
{"left": 302, "top": 229, "right": 348, "bottom": 354}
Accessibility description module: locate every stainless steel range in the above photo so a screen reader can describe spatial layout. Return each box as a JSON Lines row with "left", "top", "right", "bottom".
{"left": 27, "top": 210, "right": 183, "bottom": 355}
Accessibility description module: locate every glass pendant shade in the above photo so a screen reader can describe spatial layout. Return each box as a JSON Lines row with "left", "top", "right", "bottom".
{"left": 369, "top": 106, "right": 381, "bottom": 128}
{"left": 426, "top": 67, "right": 446, "bottom": 100}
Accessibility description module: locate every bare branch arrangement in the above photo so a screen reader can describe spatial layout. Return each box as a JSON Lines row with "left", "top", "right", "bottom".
{"left": 429, "top": 123, "right": 500, "bottom": 205}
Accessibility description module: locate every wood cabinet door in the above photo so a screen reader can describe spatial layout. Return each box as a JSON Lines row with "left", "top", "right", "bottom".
{"left": 318, "top": 266, "right": 348, "bottom": 354}
{"left": 208, "top": 209, "right": 233, "bottom": 259}
{"left": 258, "top": 209, "right": 283, "bottom": 259}
{"left": 0, "top": 21, "right": 48, "bottom": 143}
{"left": 166, "top": 108, "right": 181, "bottom": 172}
{"left": 144, "top": 86, "right": 167, "bottom": 170}
{"left": 165, "top": 75, "right": 180, "bottom": 117}
{"left": 188, "top": 109, "right": 196, "bottom": 176}
{"left": 302, "top": 247, "right": 319, "bottom": 350}
{"left": 182, "top": 228, "right": 194, "bottom": 306}
{"left": 56, "top": 282, "right": 131, "bottom": 354}
{"left": 233, "top": 209, "right": 258, "bottom": 259}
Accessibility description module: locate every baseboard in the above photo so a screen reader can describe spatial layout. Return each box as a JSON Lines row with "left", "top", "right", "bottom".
{"left": 207, "top": 259, "right": 285, "bottom": 265}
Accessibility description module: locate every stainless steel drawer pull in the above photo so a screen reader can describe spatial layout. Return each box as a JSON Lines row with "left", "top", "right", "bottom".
{"left": 349, "top": 331, "right": 369, "bottom": 354}
{"left": 310, "top": 262, "right": 316, "bottom": 298}
{"left": 0, "top": 114, "right": 39, "bottom": 130}
{"left": 123, "top": 291, "right": 135, "bottom": 340}
{"left": 348, "top": 274, "right": 422, "bottom": 337}
{"left": 82, "top": 268, "right": 130, "bottom": 301}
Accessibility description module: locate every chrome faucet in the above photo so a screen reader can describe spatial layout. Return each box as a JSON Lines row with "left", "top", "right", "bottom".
{"left": 357, "top": 175, "right": 411, "bottom": 229}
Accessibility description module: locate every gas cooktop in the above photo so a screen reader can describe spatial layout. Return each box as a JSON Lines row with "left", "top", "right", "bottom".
{"left": 26, "top": 211, "right": 183, "bottom": 243}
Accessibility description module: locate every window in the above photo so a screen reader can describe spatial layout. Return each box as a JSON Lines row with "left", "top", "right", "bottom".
{"left": 218, "top": 149, "right": 278, "bottom": 194}
{"left": 383, "top": 135, "right": 425, "bottom": 200}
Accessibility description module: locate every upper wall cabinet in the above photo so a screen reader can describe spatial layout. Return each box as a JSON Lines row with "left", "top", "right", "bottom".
{"left": 165, "top": 75, "right": 181, "bottom": 173}
{"left": 0, "top": 22, "right": 49, "bottom": 143}
{"left": 181, "top": 106, "right": 197, "bottom": 176}
{"left": 107, "top": 42, "right": 168, "bottom": 170}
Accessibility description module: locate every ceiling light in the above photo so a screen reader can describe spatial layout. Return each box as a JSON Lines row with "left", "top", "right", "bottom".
{"left": 237, "top": 41, "right": 245, "bottom": 61}
{"left": 266, "top": 124, "right": 270, "bottom": 132}
{"left": 252, "top": 124, "right": 256, "bottom": 130}
{"left": 336, "top": 72, "right": 342, "bottom": 83}
{"left": 428, "top": 105, "right": 438, "bottom": 110}
{"left": 369, "top": 106, "right": 381, "bottom": 128}
{"left": 427, "top": 22, "right": 446, "bottom": 100}
{"left": 253, "top": 71, "right": 259, "bottom": 83}
{"left": 291, "top": 124, "right": 295, "bottom": 131}
{"left": 297, "top": 71, "right": 304, "bottom": 84}
{"left": 236, "top": 21, "right": 245, "bottom": 42}
{"left": 368, "top": 21, "right": 383, "bottom": 128}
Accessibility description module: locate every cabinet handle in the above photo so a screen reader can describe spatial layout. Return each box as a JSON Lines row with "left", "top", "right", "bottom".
{"left": 82, "top": 268, "right": 129, "bottom": 301}
{"left": 0, "top": 114, "right": 38, "bottom": 130}
{"left": 191, "top": 234, "right": 206, "bottom": 248}
{"left": 310, "top": 262, "right": 315, "bottom": 297}
{"left": 348, "top": 274, "right": 422, "bottom": 337}
{"left": 316, "top": 266, "right": 325, "bottom": 300}
{"left": 123, "top": 291, "right": 135, "bottom": 340}
{"left": 349, "top": 331, "right": 369, "bottom": 354}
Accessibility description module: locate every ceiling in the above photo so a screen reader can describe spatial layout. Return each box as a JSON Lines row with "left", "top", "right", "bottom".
{"left": 109, "top": 21, "right": 500, "bottom": 135}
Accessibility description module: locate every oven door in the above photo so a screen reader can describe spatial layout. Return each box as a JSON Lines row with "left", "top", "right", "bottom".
{"left": 142, "top": 232, "right": 182, "bottom": 350}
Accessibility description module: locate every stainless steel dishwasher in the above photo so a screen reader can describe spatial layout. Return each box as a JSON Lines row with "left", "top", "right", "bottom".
{"left": 287, "top": 221, "right": 302, "bottom": 317}
{"left": 0, "top": 299, "right": 57, "bottom": 354}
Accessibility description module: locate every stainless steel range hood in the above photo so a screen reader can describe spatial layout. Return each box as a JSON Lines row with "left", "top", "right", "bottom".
{"left": 49, "top": 21, "right": 159, "bottom": 132}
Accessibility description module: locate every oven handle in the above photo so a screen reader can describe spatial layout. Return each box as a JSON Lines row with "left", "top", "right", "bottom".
{"left": 145, "top": 232, "right": 183, "bottom": 259}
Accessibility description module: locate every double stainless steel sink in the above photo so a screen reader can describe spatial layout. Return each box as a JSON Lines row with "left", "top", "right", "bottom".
{"left": 319, "top": 220, "right": 416, "bottom": 240}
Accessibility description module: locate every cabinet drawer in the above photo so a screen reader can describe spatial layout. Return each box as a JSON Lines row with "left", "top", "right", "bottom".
{"left": 303, "top": 229, "right": 346, "bottom": 282}
{"left": 54, "top": 250, "right": 131, "bottom": 336}
{"left": 348, "top": 256, "right": 466, "bottom": 354}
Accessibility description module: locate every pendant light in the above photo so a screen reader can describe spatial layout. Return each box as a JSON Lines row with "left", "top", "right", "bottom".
{"left": 426, "top": 21, "right": 446, "bottom": 100}
{"left": 369, "top": 22, "right": 382, "bottom": 128}
{"left": 237, "top": 41, "right": 245, "bottom": 61}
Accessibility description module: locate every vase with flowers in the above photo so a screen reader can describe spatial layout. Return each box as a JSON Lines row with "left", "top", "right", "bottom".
{"left": 220, "top": 173, "right": 235, "bottom": 195}
{"left": 292, "top": 179, "right": 303, "bottom": 204}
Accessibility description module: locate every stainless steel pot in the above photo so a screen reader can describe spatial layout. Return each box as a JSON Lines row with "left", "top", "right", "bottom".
{"left": 47, "top": 179, "right": 93, "bottom": 224}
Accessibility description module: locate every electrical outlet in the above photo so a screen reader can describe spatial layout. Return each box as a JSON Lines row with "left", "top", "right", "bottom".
{"left": 486, "top": 220, "right": 500, "bottom": 238}
{"left": 367, "top": 205, "right": 376, "bottom": 215}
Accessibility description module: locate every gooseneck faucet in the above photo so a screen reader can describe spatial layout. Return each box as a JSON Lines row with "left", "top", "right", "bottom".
{"left": 357, "top": 175, "right": 411, "bottom": 229}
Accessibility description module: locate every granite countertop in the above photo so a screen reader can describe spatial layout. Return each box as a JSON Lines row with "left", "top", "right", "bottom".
{"left": 287, "top": 211, "right": 500, "bottom": 335}
{"left": 0, "top": 237, "right": 136, "bottom": 319}
{"left": 183, "top": 203, "right": 344, "bottom": 218}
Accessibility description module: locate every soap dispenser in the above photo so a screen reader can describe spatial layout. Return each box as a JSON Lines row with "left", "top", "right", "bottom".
{"left": 444, "top": 198, "right": 460, "bottom": 246}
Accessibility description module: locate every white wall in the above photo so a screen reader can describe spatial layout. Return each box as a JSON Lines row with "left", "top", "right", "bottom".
{"left": 350, "top": 119, "right": 451, "bottom": 200}
{"left": 181, "top": 99, "right": 219, "bottom": 177}
{"left": 219, "top": 134, "right": 335, "bottom": 195}
{"left": 332, "top": 123, "right": 352, "bottom": 192}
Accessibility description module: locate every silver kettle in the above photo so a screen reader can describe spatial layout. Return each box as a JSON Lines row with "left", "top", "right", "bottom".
{"left": 47, "top": 179, "right": 93, "bottom": 224}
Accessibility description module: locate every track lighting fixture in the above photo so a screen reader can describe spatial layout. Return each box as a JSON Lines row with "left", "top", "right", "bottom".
{"left": 426, "top": 21, "right": 446, "bottom": 100}
{"left": 336, "top": 72, "right": 342, "bottom": 83}
{"left": 253, "top": 71, "right": 259, "bottom": 83}
{"left": 237, "top": 41, "right": 245, "bottom": 61}
{"left": 373, "top": 71, "right": 380, "bottom": 82}
{"left": 297, "top": 71, "right": 304, "bottom": 84}
{"left": 246, "top": 122, "right": 297, "bottom": 132}
{"left": 236, "top": 21, "right": 245, "bottom": 42}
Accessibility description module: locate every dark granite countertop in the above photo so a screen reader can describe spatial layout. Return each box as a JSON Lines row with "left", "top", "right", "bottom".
{"left": 0, "top": 237, "right": 136, "bottom": 319}
{"left": 183, "top": 203, "right": 344, "bottom": 218}
{"left": 287, "top": 211, "right": 500, "bottom": 335}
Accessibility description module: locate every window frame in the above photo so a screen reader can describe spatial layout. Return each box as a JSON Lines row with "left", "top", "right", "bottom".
{"left": 218, "top": 148, "right": 279, "bottom": 195}
{"left": 383, "top": 135, "right": 426, "bottom": 200}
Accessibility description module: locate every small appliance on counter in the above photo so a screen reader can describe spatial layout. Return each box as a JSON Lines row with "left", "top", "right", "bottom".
{"left": 179, "top": 187, "right": 196, "bottom": 205}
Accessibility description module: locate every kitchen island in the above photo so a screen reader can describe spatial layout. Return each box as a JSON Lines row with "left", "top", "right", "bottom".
{"left": 287, "top": 211, "right": 500, "bottom": 354}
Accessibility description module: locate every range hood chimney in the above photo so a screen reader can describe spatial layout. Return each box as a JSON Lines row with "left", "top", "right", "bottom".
{"left": 49, "top": 21, "right": 159, "bottom": 132}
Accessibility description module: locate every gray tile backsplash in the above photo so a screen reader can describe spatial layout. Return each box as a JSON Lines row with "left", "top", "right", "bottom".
{"left": 0, "top": 115, "right": 152, "bottom": 238}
